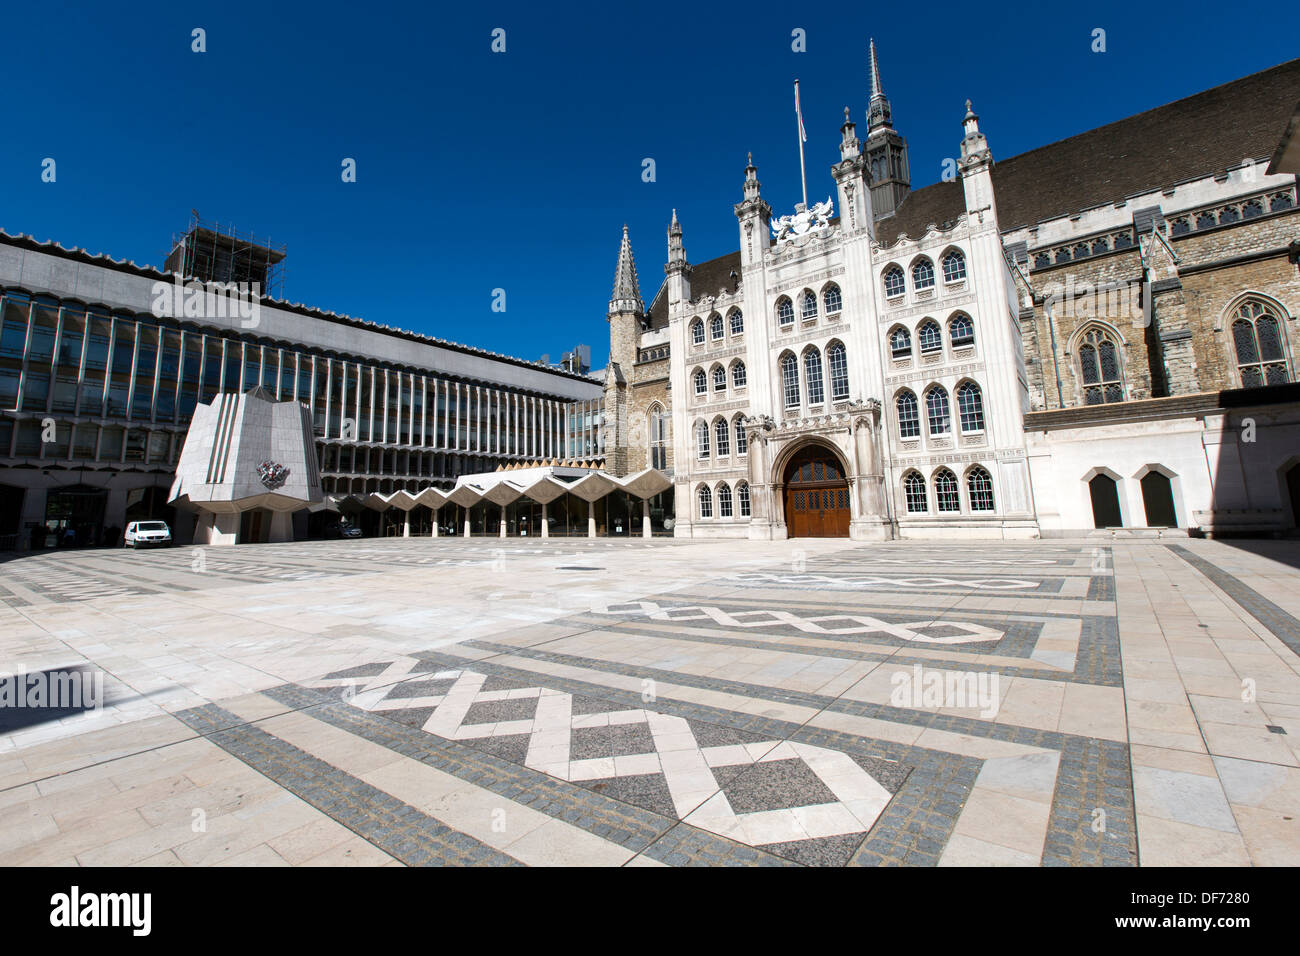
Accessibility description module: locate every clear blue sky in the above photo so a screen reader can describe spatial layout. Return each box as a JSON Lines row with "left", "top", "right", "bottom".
{"left": 4, "top": 0, "right": 1297, "bottom": 371}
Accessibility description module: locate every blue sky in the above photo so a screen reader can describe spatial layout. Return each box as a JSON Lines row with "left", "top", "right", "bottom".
{"left": 4, "top": 0, "right": 1297, "bottom": 371}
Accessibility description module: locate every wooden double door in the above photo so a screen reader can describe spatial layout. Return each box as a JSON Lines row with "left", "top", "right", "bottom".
{"left": 784, "top": 446, "right": 851, "bottom": 538}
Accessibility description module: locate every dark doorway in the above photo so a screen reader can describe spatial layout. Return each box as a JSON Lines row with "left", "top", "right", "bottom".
{"left": 44, "top": 484, "right": 108, "bottom": 548}
{"left": 1287, "top": 464, "right": 1300, "bottom": 531}
{"left": 1141, "top": 471, "right": 1177, "bottom": 527}
{"left": 783, "top": 444, "right": 851, "bottom": 537}
{"left": 1089, "top": 474, "right": 1122, "bottom": 528}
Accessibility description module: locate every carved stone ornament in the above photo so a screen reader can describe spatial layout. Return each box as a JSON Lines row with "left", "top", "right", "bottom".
{"left": 257, "top": 460, "right": 290, "bottom": 490}
{"left": 771, "top": 198, "right": 833, "bottom": 244}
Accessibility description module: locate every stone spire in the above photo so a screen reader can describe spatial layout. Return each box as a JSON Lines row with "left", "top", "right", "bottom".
{"left": 609, "top": 225, "right": 643, "bottom": 315}
{"left": 667, "top": 209, "right": 686, "bottom": 270}
{"left": 867, "top": 38, "right": 892, "bottom": 131}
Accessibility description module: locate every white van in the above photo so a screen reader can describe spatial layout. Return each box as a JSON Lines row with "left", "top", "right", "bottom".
{"left": 123, "top": 520, "right": 172, "bottom": 548}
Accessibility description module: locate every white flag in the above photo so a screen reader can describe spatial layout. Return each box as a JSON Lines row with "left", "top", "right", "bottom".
{"left": 794, "top": 80, "right": 807, "bottom": 143}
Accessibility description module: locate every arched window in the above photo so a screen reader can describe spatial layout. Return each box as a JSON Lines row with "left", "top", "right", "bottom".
{"left": 1272, "top": 191, "right": 1295, "bottom": 212}
{"left": 949, "top": 313, "right": 975, "bottom": 348}
{"left": 890, "top": 327, "right": 912, "bottom": 358}
{"left": 941, "top": 250, "right": 966, "bottom": 283}
{"left": 729, "top": 309, "right": 744, "bottom": 335}
{"left": 823, "top": 284, "right": 843, "bottom": 314}
{"left": 691, "top": 319, "right": 705, "bottom": 345}
{"left": 649, "top": 404, "right": 668, "bottom": 470}
{"left": 912, "top": 258, "right": 935, "bottom": 290}
{"left": 804, "top": 348, "right": 824, "bottom": 405}
{"left": 934, "top": 469, "right": 960, "bottom": 512}
{"left": 718, "top": 483, "right": 733, "bottom": 518}
{"left": 1091, "top": 238, "right": 1110, "bottom": 256}
{"left": 712, "top": 366, "right": 726, "bottom": 391}
{"left": 698, "top": 485, "right": 713, "bottom": 518}
{"left": 883, "top": 266, "right": 905, "bottom": 298}
{"left": 903, "top": 472, "right": 928, "bottom": 512}
{"left": 956, "top": 382, "right": 985, "bottom": 432}
{"left": 1196, "top": 211, "right": 1217, "bottom": 230}
{"left": 715, "top": 418, "right": 730, "bottom": 456}
{"left": 897, "top": 390, "right": 920, "bottom": 439}
{"left": 926, "top": 386, "right": 951, "bottom": 435}
{"left": 827, "top": 342, "right": 849, "bottom": 400}
{"left": 737, "top": 481, "right": 751, "bottom": 516}
{"left": 709, "top": 315, "right": 724, "bottom": 340}
{"left": 1232, "top": 300, "right": 1291, "bottom": 386}
{"left": 734, "top": 415, "right": 748, "bottom": 455}
{"left": 919, "top": 320, "right": 943, "bottom": 354}
{"left": 780, "top": 353, "right": 800, "bottom": 407}
{"left": 800, "top": 290, "right": 818, "bottom": 321}
{"left": 776, "top": 297, "right": 794, "bottom": 327}
{"left": 731, "top": 361, "right": 747, "bottom": 388}
{"left": 696, "top": 420, "right": 709, "bottom": 459}
{"left": 1242, "top": 199, "right": 1264, "bottom": 220}
{"left": 967, "top": 466, "right": 994, "bottom": 511}
{"left": 693, "top": 368, "right": 707, "bottom": 395}
{"left": 1077, "top": 327, "right": 1124, "bottom": 404}
{"left": 1170, "top": 218, "right": 1191, "bottom": 236}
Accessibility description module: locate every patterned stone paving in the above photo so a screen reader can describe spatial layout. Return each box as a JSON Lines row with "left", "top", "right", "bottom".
{"left": 1, "top": 536, "right": 1298, "bottom": 866}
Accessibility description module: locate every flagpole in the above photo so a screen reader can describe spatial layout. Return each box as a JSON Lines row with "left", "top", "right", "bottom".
{"left": 794, "top": 79, "right": 808, "bottom": 208}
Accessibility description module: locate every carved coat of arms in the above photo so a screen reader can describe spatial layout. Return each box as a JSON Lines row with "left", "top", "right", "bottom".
{"left": 257, "top": 460, "right": 290, "bottom": 490}
{"left": 772, "top": 198, "right": 833, "bottom": 243}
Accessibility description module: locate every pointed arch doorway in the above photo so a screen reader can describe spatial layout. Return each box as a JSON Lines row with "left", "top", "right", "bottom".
{"left": 783, "top": 444, "right": 851, "bottom": 537}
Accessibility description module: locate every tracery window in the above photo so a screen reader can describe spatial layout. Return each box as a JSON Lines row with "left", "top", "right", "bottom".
{"left": 1077, "top": 327, "right": 1124, "bottom": 404}
{"left": 1232, "top": 300, "right": 1291, "bottom": 386}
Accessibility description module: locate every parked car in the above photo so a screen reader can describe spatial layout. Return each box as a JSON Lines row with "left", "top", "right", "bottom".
{"left": 123, "top": 520, "right": 172, "bottom": 548}
{"left": 340, "top": 525, "right": 363, "bottom": 539}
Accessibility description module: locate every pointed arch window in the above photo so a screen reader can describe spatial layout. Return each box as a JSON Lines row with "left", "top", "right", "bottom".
{"left": 732, "top": 361, "right": 747, "bottom": 389}
{"left": 698, "top": 485, "right": 713, "bottom": 518}
{"left": 804, "top": 348, "right": 824, "bottom": 405}
{"left": 883, "top": 266, "right": 905, "bottom": 298}
{"left": 714, "top": 418, "right": 730, "bottom": 456}
{"left": 890, "top": 327, "right": 912, "bottom": 358}
{"left": 897, "top": 390, "right": 920, "bottom": 439}
{"left": 696, "top": 420, "right": 709, "bottom": 459}
{"left": 777, "top": 297, "right": 795, "bottom": 327}
{"left": 919, "top": 320, "right": 943, "bottom": 354}
{"left": 712, "top": 366, "right": 726, "bottom": 391}
{"left": 1077, "top": 327, "right": 1125, "bottom": 404}
{"left": 734, "top": 415, "right": 748, "bottom": 455}
{"left": 934, "top": 469, "right": 960, "bottom": 512}
{"left": 949, "top": 313, "right": 975, "bottom": 348}
{"left": 693, "top": 368, "right": 707, "bottom": 395}
{"left": 781, "top": 354, "right": 800, "bottom": 408}
{"left": 649, "top": 404, "right": 668, "bottom": 470}
{"left": 926, "top": 386, "right": 951, "bottom": 435}
{"left": 912, "top": 259, "right": 935, "bottom": 290}
{"left": 800, "top": 291, "right": 818, "bottom": 321}
{"left": 729, "top": 309, "right": 744, "bottom": 335}
{"left": 827, "top": 342, "right": 849, "bottom": 400}
{"left": 737, "top": 481, "right": 751, "bottom": 516}
{"left": 691, "top": 319, "right": 705, "bottom": 345}
{"left": 709, "top": 315, "right": 724, "bottom": 340}
{"left": 941, "top": 250, "right": 967, "bottom": 283}
{"left": 823, "top": 284, "right": 843, "bottom": 315}
{"left": 718, "top": 483, "right": 733, "bottom": 517}
{"left": 1232, "top": 300, "right": 1291, "bottom": 386}
{"left": 956, "top": 381, "right": 985, "bottom": 432}
{"left": 968, "top": 466, "right": 995, "bottom": 511}
{"left": 903, "top": 472, "right": 928, "bottom": 513}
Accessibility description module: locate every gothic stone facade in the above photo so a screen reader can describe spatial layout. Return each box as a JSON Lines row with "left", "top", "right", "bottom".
{"left": 602, "top": 52, "right": 1300, "bottom": 539}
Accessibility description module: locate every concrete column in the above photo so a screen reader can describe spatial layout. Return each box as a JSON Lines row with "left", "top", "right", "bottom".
{"left": 541, "top": 502, "right": 549, "bottom": 538}
{"left": 431, "top": 511, "right": 439, "bottom": 537}
{"left": 499, "top": 508, "right": 507, "bottom": 537}
{"left": 403, "top": 513, "right": 410, "bottom": 538}
{"left": 464, "top": 511, "right": 471, "bottom": 537}
{"left": 587, "top": 499, "right": 596, "bottom": 538}
{"left": 642, "top": 497, "right": 651, "bottom": 538}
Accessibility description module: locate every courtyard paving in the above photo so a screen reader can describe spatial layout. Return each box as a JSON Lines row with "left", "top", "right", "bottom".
{"left": 0, "top": 535, "right": 1297, "bottom": 866}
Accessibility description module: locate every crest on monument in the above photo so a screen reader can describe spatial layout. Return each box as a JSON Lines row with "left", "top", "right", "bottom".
{"left": 772, "top": 198, "right": 833, "bottom": 244}
{"left": 257, "top": 459, "right": 290, "bottom": 490}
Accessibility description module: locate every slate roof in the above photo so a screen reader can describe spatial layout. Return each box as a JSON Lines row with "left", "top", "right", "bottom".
{"left": 647, "top": 57, "right": 1300, "bottom": 318}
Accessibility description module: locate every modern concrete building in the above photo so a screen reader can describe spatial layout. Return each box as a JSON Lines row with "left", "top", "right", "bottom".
{"left": 0, "top": 220, "right": 610, "bottom": 548}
